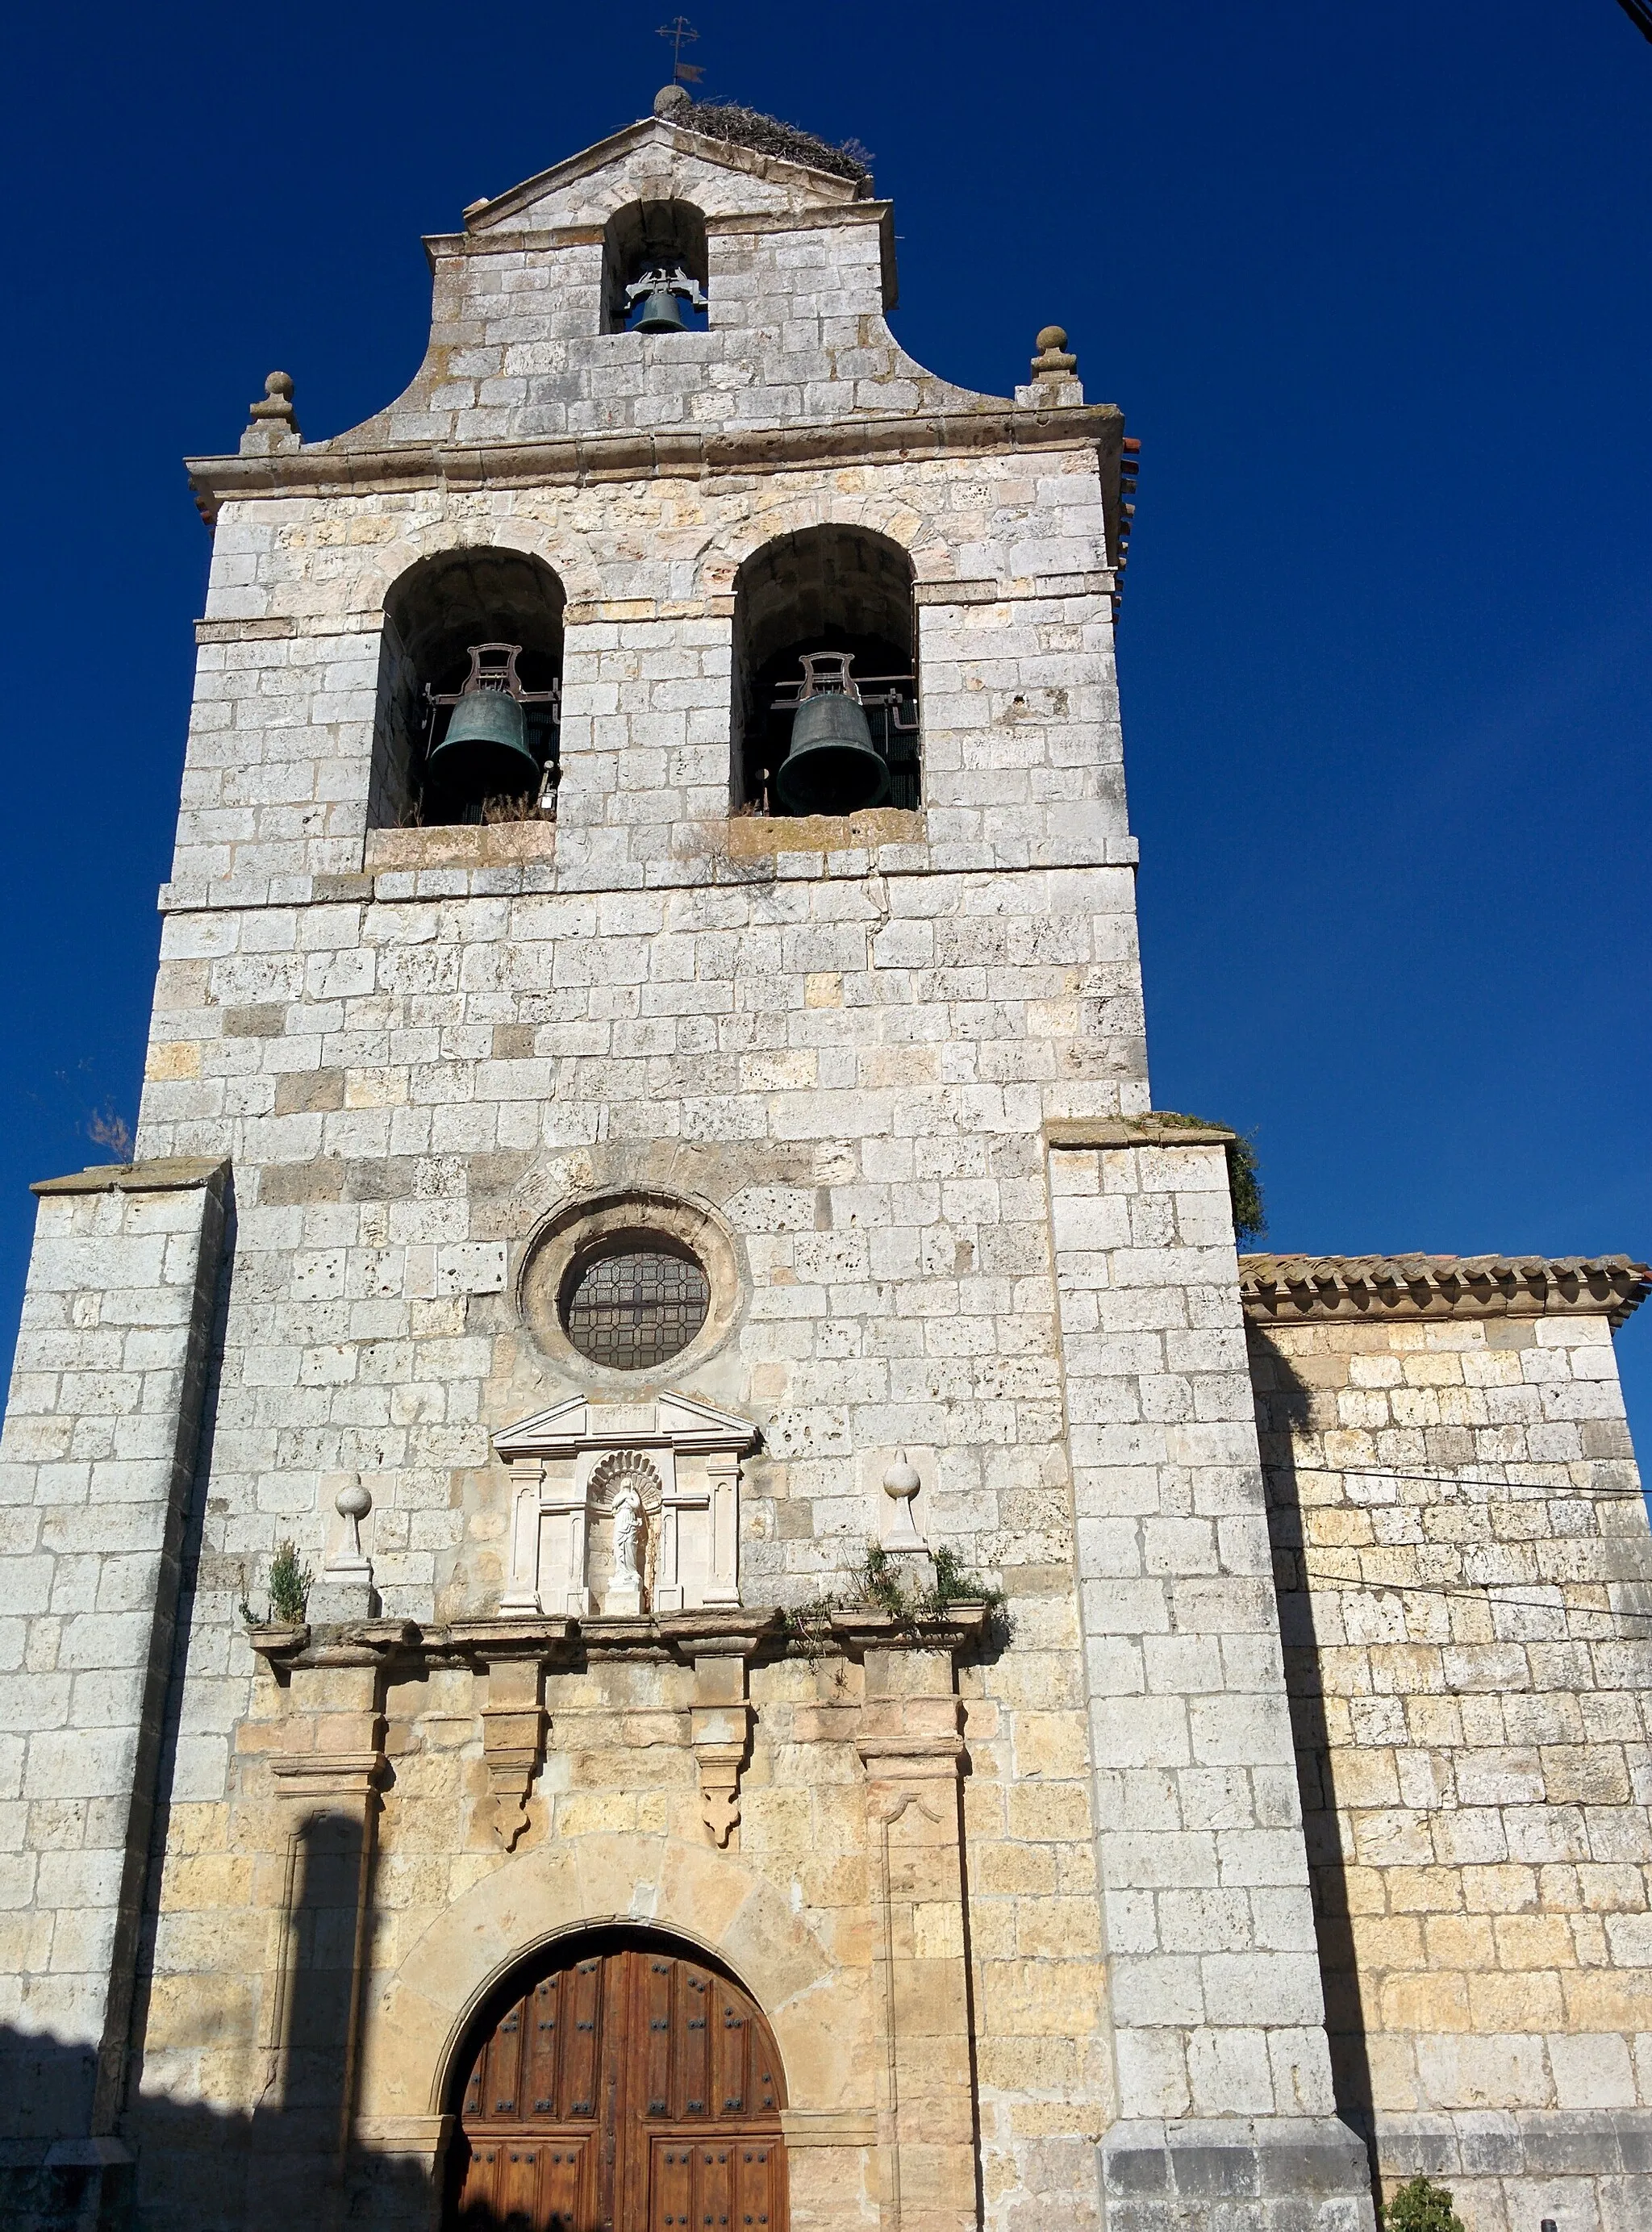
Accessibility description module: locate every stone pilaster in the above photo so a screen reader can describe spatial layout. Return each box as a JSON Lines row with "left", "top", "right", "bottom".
{"left": 0, "top": 1157, "right": 227, "bottom": 2224}
{"left": 690, "top": 1645, "right": 754, "bottom": 1848}
{"left": 1046, "top": 1125, "right": 1375, "bottom": 2230}
{"left": 852, "top": 1628, "right": 977, "bottom": 2232}
{"left": 258, "top": 1656, "right": 388, "bottom": 2227}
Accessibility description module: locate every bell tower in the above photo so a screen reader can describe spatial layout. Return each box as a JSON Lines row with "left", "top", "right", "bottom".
{"left": 0, "top": 85, "right": 1384, "bottom": 2232}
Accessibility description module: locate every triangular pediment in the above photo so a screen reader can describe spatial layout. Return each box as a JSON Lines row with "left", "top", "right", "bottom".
{"left": 655, "top": 1392, "right": 763, "bottom": 1447}
{"left": 493, "top": 1391, "right": 760, "bottom": 1460}
{"left": 492, "top": 1396, "right": 590, "bottom": 1452}
{"left": 464, "top": 115, "right": 861, "bottom": 236}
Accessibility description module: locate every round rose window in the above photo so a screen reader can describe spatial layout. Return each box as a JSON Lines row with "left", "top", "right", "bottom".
{"left": 561, "top": 1245, "right": 711, "bottom": 1370}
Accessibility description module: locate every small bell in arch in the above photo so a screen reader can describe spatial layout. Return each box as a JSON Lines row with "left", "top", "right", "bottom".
{"left": 624, "top": 262, "right": 707, "bottom": 334}
{"left": 774, "top": 653, "right": 891, "bottom": 817}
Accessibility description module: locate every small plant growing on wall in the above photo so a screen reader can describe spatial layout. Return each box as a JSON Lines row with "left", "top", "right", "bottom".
{"left": 86, "top": 1105, "right": 135, "bottom": 1163}
{"left": 1381, "top": 2176, "right": 1465, "bottom": 2232}
{"left": 1154, "top": 1111, "right": 1266, "bottom": 1245}
{"left": 240, "top": 1540, "right": 314, "bottom": 1629}
{"left": 782, "top": 1541, "right": 1006, "bottom": 1656}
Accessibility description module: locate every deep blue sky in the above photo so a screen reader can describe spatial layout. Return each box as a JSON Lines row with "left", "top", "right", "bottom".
{"left": 2, "top": 2, "right": 1649, "bottom": 1446}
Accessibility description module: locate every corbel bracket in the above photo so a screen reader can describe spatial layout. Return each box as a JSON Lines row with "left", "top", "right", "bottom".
{"left": 480, "top": 1663, "right": 548, "bottom": 1850}
{"left": 448, "top": 1621, "right": 572, "bottom": 1850}
{"left": 686, "top": 1624, "right": 774, "bottom": 1849}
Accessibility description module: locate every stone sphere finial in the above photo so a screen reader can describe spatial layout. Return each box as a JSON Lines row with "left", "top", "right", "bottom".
{"left": 334, "top": 1476, "right": 372, "bottom": 1523}
{"left": 882, "top": 1450, "right": 922, "bottom": 1502}
{"left": 1031, "top": 327, "right": 1078, "bottom": 381}
{"left": 248, "top": 369, "right": 299, "bottom": 437}
{"left": 654, "top": 82, "right": 692, "bottom": 117}
{"left": 881, "top": 1450, "right": 924, "bottom": 1551}
{"left": 332, "top": 1472, "right": 372, "bottom": 1565}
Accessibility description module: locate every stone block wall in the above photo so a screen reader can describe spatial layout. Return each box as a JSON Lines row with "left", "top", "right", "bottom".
{"left": 1047, "top": 1133, "right": 1375, "bottom": 2230}
{"left": 115, "top": 809, "right": 1145, "bottom": 2232}
{"left": 115, "top": 413, "right": 1152, "bottom": 2232}
{"left": 1246, "top": 1258, "right": 1652, "bottom": 2232}
{"left": 0, "top": 1159, "right": 227, "bottom": 2212}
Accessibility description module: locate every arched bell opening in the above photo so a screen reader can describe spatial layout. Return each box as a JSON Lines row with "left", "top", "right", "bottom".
{"left": 601, "top": 200, "right": 710, "bottom": 335}
{"left": 442, "top": 1925, "right": 788, "bottom": 2232}
{"left": 371, "top": 549, "right": 565, "bottom": 830}
{"left": 732, "top": 526, "right": 919, "bottom": 818}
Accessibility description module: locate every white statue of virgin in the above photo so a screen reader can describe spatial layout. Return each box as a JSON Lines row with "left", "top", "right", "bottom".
{"left": 611, "top": 1479, "right": 644, "bottom": 1583}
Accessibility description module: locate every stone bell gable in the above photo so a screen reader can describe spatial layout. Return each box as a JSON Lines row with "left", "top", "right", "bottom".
{"left": 225, "top": 101, "right": 1024, "bottom": 468}
{"left": 173, "top": 94, "right": 1132, "bottom": 908}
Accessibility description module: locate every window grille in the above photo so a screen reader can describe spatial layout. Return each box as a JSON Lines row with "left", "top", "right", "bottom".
{"left": 564, "top": 1249, "right": 710, "bottom": 1370}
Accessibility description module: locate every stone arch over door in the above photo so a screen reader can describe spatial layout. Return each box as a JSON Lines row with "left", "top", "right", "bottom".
{"left": 445, "top": 1925, "right": 786, "bottom": 2232}
{"left": 354, "top": 1831, "right": 874, "bottom": 2226}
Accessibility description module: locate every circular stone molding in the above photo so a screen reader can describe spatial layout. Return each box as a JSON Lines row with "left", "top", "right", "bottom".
{"left": 516, "top": 1190, "right": 743, "bottom": 1382}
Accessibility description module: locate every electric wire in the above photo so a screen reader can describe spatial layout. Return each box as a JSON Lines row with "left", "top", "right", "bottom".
{"left": 1254, "top": 1461, "right": 1652, "bottom": 1632}
{"left": 1264, "top": 1459, "right": 1646, "bottom": 1500}
{"left": 1281, "top": 1564, "right": 1652, "bottom": 1630}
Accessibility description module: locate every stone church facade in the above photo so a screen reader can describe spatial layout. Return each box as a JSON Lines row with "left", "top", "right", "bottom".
{"left": 2, "top": 89, "right": 1650, "bottom": 2232}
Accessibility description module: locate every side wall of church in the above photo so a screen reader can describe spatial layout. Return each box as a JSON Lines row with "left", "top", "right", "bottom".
{"left": 1249, "top": 1294, "right": 1652, "bottom": 2232}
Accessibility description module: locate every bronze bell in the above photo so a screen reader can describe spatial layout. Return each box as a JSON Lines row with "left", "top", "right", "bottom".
{"left": 624, "top": 262, "right": 707, "bottom": 334}
{"left": 775, "top": 655, "right": 890, "bottom": 816}
{"left": 424, "top": 643, "right": 548, "bottom": 810}
{"left": 633, "top": 286, "right": 688, "bottom": 334}
{"left": 426, "top": 688, "right": 540, "bottom": 802}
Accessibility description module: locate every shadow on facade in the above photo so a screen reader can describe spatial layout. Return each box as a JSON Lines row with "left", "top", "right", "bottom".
{"left": 3, "top": 1804, "right": 520, "bottom": 2230}
{"left": 1248, "top": 1325, "right": 1381, "bottom": 2207}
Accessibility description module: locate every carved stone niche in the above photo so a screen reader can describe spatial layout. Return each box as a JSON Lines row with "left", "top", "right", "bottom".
{"left": 494, "top": 1394, "right": 758, "bottom": 1617}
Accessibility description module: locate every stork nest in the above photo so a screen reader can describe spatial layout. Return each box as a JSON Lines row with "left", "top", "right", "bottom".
{"left": 683, "top": 101, "right": 874, "bottom": 190}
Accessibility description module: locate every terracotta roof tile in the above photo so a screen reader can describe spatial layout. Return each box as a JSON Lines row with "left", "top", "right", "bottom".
{"left": 1237, "top": 1252, "right": 1651, "bottom": 1330}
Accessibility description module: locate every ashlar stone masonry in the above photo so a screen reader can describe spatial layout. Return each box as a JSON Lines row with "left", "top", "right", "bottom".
{"left": 1, "top": 86, "right": 1647, "bottom": 2232}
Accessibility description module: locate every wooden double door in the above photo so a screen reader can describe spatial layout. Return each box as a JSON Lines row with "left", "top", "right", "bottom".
{"left": 448, "top": 1937, "right": 788, "bottom": 2232}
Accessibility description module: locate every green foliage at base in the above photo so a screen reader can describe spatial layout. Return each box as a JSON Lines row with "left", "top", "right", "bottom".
{"left": 1381, "top": 2176, "right": 1466, "bottom": 2232}
{"left": 240, "top": 1538, "right": 315, "bottom": 1627}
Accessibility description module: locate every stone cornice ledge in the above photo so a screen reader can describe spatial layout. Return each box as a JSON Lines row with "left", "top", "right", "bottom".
{"left": 1045, "top": 1116, "right": 1236, "bottom": 1149}
{"left": 31, "top": 1155, "right": 230, "bottom": 1197}
{"left": 1241, "top": 1251, "right": 1652, "bottom": 1331}
{"left": 185, "top": 403, "right": 1124, "bottom": 523}
{"left": 245, "top": 1604, "right": 985, "bottom": 1671}
{"left": 155, "top": 833, "right": 1142, "bottom": 916}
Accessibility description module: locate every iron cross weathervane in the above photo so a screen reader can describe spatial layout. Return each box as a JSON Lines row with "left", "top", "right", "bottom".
{"left": 657, "top": 15, "right": 704, "bottom": 84}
